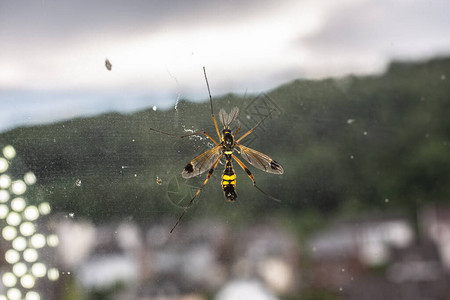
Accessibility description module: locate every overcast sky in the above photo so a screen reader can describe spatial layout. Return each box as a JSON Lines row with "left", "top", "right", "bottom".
{"left": 1, "top": 0, "right": 450, "bottom": 132}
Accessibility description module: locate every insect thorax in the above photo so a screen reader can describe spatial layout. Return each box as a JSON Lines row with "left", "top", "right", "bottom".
{"left": 222, "top": 129, "right": 234, "bottom": 153}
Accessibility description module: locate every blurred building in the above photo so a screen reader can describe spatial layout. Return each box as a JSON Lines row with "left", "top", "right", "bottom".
{"left": 420, "top": 204, "right": 450, "bottom": 271}
{"left": 54, "top": 218, "right": 300, "bottom": 300}
{"left": 232, "top": 223, "right": 299, "bottom": 294}
{"left": 308, "top": 213, "right": 450, "bottom": 299}
{"left": 42, "top": 205, "right": 450, "bottom": 299}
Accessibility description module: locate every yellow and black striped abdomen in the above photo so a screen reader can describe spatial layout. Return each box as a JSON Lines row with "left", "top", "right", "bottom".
{"left": 222, "top": 160, "right": 237, "bottom": 201}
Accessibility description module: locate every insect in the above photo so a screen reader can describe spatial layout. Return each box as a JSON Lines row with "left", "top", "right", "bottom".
{"left": 105, "top": 58, "right": 112, "bottom": 71}
{"left": 150, "top": 67, "right": 284, "bottom": 232}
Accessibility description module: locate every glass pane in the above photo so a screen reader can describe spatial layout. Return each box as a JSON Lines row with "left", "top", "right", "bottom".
{"left": 1, "top": 1, "right": 450, "bottom": 299}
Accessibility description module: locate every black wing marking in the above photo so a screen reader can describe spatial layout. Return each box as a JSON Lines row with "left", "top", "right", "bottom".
{"left": 182, "top": 145, "right": 222, "bottom": 178}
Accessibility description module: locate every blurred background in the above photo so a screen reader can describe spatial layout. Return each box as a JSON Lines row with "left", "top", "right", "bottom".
{"left": 1, "top": 0, "right": 450, "bottom": 299}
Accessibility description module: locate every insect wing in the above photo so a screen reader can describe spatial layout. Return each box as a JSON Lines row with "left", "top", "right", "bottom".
{"left": 219, "top": 107, "right": 239, "bottom": 127}
{"left": 182, "top": 145, "right": 222, "bottom": 178}
{"left": 237, "top": 144, "right": 284, "bottom": 174}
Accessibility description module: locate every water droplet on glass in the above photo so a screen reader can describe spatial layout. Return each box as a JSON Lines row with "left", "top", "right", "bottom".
{"left": 48, "top": 268, "right": 60, "bottom": 281}
{"left": 20, "top": 274, "right": 35, "bottom": 289}
{"left": 11, "top": 197, "right": 26, "bottom": 212}
{"left": 38, "top": 202, "right": 51, "bottom": 215}
{"left": 20, "top": 222, "right": 36, "bottom": 236}
{"left": 0, "top": 174, "right": 11, "bottom": 189}
{"left": 7, "top": 288, "right": 22, "bottom": 300}
{"left": 26, "top": 290, "right": 42, "bottom": 300}
{"left": 23, "top": 248, "right": 39, "bottom": 263}
{"left": 0, "top": 158, "right": 9, "bottom": 173}
{"left": 47, "top": 234, "right": 59, "bottom": 247}
{"left": 24, "top": 206, "right": 40, "bottom": 220}
{"left": 24, "top": 172, "right": 37, "bottom": 185}
{"left": 3, "top": 145, "right": 16, "bottom": 160}
{"left": 11, "top": 180, "right": 27, "bottom": 195}
{"left": 5, "top": 249, "right": 20, "bottom": 264}
{"left": 2, "top": 271, "right": 17, "bottom": 287}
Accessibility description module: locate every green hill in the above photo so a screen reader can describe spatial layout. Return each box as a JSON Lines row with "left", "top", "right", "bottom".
{"left": 2, "top": 57, "right": 450, "bottom": 227}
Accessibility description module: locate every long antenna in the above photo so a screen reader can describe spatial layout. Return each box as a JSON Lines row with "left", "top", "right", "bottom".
{"left": 203, "top": 66, "right": 214, "bottom": 116}
{"left": 203, "top": 67, "right": 222, "bottom": 140}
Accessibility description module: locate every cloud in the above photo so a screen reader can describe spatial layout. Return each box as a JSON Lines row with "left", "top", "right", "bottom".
{"left": 1, "top": 0, "right": 450, "bottom": 133}
{"left": 0, "top": 0, "right": 285, "bottom": 41}
{"left": 2, "top": 0, "right": 450, "bottom": 91}
{"left": 0, "top": 0, "right": 316, "bottom": 94}
{"left": 1, "top": 0, "right": 450, "bottom": 132}
{"left": 297, "top": 0, "right": 450, "bottom": 76}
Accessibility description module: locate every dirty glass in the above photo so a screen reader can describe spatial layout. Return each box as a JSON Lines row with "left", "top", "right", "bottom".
{"left": 1, "top": 1, "right": 450, "bottom": 300}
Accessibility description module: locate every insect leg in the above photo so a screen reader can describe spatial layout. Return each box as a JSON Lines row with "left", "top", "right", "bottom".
{"left": 232, "top": 154, "right": 281, "bottom": 202}
{"left": 235, "top": 108, "right": 275, "bottom": 143}
{"left": 233, "top": 121, "right": 241, "bottom": 137}
{"left": 170, "top": 154, "right": 223, "bottom": 233}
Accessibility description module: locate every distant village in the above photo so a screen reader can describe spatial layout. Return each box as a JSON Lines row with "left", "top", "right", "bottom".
{"left": 5, "top": 203, "right": 447, "bottom": 300}
{"left": 1, "top": 142, "right": 450, "bottom": 299}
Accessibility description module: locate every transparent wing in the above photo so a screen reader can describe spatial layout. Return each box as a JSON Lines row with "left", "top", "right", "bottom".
{"left": 237, "top": 144, "right": 284, "bottom": 174}
{"left": 219, "top": 107, "right": 239, "bottom": 127}
{"left": 219, "top": 109, "right": 227, "bottom": 127}
{"left": 182, "top": 145, "right": 222, "bottom": 178}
